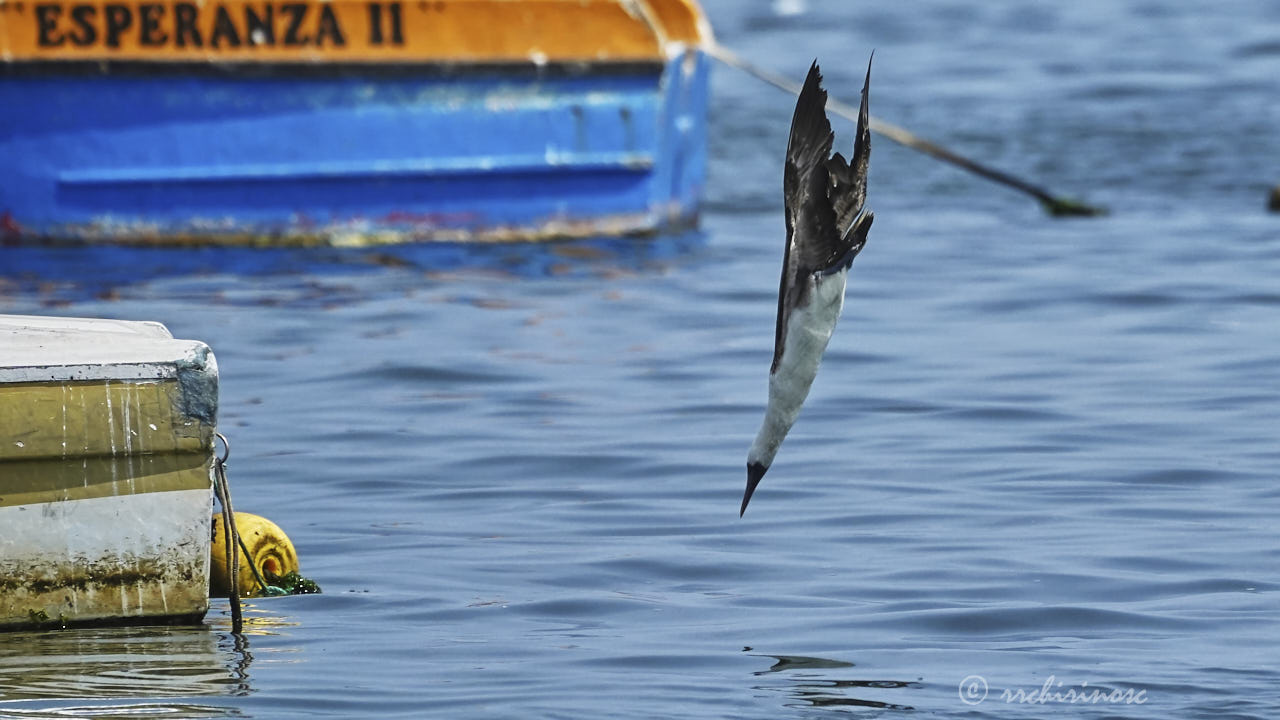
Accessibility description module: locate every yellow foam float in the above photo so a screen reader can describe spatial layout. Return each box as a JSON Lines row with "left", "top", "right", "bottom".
{"left": 210, "top": 512, "right": 301, "bottom": 598}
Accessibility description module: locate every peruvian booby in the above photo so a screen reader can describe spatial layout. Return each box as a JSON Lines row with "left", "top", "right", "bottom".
{"left": 742, "top": 58, "right": 874, "bottom": 516}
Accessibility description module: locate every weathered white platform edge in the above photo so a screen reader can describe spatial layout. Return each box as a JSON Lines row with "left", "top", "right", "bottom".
{"left": 0, "top": 313, "right": 218, "bottom": 628}
{"left": 1, "top": 314, "right": 216, "bottom": 383}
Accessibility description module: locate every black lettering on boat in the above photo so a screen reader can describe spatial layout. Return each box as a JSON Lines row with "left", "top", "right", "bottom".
{"left": 103, "top": 4, "right": 133, "bottom": 48}
{"left": 69, "top": 4, "right": 98, "bottom": 46}
{"left": 367, "top": 2, "right": 383, "bottom": 45}
{"left": 173, "top": 2, "right": 202, "bottom": 47}
{"left": 314, "top": 4, "right": 345, "bottom": 47}
{"left": 35, "top": 4, "right": 65, "bottom": 47}
{"left": 138, "top": 3, "right": 167, "bottom": 46}
{"left": 281, "top": 3, "right": 309, "bottom": 46}
{"left": 244, "top": 4, "right": 275, "bottom": 45}
{"left": 210, "top": 5, "right": 242, "bottom": 48}
{"left": 367, "top": 2, "right": 404, "bottom": 45}
{"left": 388, "top": 2, "right": 404, "bottom": 44}
{"left": 27, "top": 0, "right": 371, "bottom": 55}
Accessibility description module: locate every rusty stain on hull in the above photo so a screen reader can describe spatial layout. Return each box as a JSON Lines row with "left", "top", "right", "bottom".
{"left": 13, "top": 206, "right": 698, "bottom": 249}
{"left": 0, "top": 556, "right": 198, "bottom": 595}
{"left": 0, "top": 554, "right": 208, "bottom": 629}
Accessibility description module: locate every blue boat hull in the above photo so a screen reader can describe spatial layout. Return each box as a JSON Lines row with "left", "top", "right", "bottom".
{"left": 0, "top": 54, "right": 708, "bottom": 245}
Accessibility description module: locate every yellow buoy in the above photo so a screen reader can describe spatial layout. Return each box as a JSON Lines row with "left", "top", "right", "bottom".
{"left": 210, "top": 512, "right": 300, "bottom": 598}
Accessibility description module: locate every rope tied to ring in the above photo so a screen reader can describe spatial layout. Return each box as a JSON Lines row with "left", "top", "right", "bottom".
{"left": 212, "top": 432, "right": 244, "bottom": 633}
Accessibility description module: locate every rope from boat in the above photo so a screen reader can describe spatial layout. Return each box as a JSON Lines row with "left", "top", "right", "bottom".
{"left": 706, "top": 43, "right": 1105, "bottom": 217}
{"left": 213, "top": 433, "right": 243, "bottom": 634}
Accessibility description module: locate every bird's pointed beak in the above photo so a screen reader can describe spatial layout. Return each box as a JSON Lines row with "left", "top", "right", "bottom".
{"left": 741, "top": 462, "right": 769, "bottom": 517}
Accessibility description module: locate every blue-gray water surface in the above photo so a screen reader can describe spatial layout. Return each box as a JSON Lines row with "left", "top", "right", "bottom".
{"left": 3, "top": 1, "right": 1280, "bottom": 717}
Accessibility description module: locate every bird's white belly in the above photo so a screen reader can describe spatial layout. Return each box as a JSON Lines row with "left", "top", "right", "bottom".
{"left": 749, "top": 269, "right": 848, "bottom": 466}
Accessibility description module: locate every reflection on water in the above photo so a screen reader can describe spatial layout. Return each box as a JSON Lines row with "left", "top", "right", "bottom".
{"left": 0, "top": 626, "right": 241, "bottom": 701}
{"left": 0, "top": 702, "right": 242, "bottom": 719}
{"left": 0, "top": 606, "right": 292, "bottom": 718}
{"left": 0, "top": 232, "right": 707, "bottom": 308}
{"left": 749, "top": 653, "right": 920, "bottom": 712}
{"left": 752, "top": 653, "right": 856, "bottom": 674}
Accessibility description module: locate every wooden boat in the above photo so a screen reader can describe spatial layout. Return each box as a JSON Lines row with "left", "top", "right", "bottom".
{"left": 0, "top": 0, "right": 712, "bottom": 246}
{"left": 0, "top": 314, "right": 218, "bottom": 629}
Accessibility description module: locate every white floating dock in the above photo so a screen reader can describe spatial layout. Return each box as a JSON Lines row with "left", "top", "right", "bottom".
{"left": 0, "top": 314, "right": 218, "bottom": 629}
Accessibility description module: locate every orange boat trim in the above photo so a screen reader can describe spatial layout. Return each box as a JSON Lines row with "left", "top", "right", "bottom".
{"left": 0, "top": 0, "right": 710, "bottom": 64}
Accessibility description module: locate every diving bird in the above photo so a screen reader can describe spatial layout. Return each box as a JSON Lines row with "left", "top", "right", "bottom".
{"left": 742, "top": 58, "right": 874, "bottom": 516}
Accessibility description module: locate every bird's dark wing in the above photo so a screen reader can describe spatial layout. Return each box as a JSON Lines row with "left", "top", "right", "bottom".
{"left": 772, "top": 59, "right": 873, "bottom": 373}
{"left": 773, "top": 61, "right": 837, "bottom": 373}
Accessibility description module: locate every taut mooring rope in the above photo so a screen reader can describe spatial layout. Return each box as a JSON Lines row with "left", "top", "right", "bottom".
{"left": 706, "top": 44, "right": 1106, "bottom": 217}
